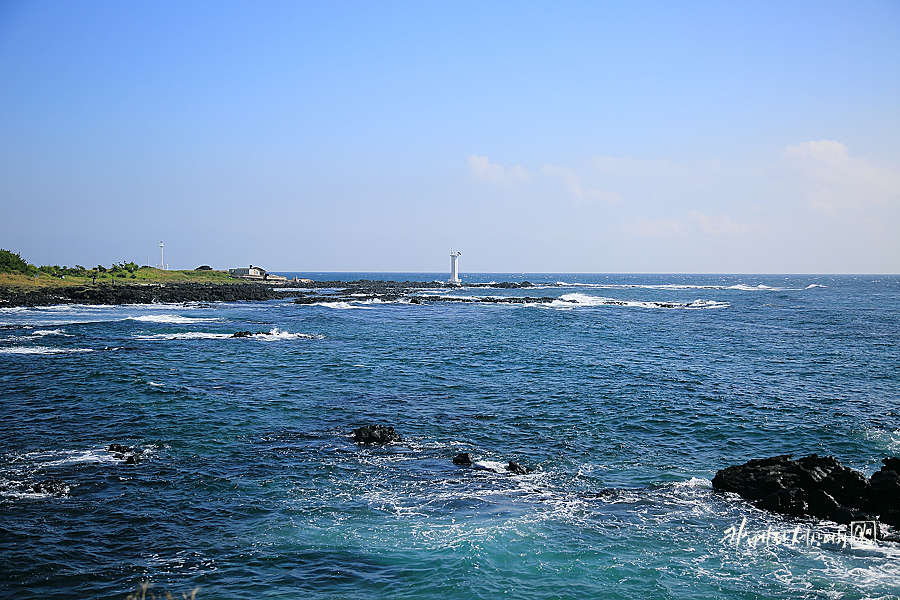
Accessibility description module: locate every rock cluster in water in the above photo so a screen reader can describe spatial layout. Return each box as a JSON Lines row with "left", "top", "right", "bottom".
{"left": 108, "top": 443, "right": 143, "bottom": 465}
{"left": 352, "top": 425, "right": 403, "bottom": 445}
{"left": 713, "top": 454, "right": 900, "bottom": 526}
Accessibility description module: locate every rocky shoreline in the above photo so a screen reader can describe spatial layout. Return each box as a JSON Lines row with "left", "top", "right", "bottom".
{"left": 0, "top": 282, "right": 296, "bottom": 307}
{"left": 713, "top": 454, "right": 900, "bottom": 530}
{"left": 0, "top": 279, "right": 540, "bottom": 308}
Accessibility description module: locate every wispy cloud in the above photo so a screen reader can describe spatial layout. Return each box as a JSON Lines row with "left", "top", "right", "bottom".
{"left": 540, "top": 163, "right": 621, "bottom": 203}
{"left": 466, "top": 155, "right": 530, "bottom": 184}
{"left": 782, "top": 140, "right": 900, "bottom": 213}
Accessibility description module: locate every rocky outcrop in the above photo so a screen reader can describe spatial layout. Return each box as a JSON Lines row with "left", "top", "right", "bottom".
{"left": 506, "top": 460, "right": 533, "bottom": 475}
{"left": 352, "top": 425, "right": 402, "bottom": 445}
{"left": 713, "top": 455, "right": 900, "bottom": 526}
{"left": 108, "top": 443, "right": 143, "bottom": 464}
{"left": 452, "top": 452, "right": 474, "bottom": 466}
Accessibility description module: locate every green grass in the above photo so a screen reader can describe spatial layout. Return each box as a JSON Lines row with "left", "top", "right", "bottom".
{"left": 0, "top": 267, "right": 244, "bottom": 291}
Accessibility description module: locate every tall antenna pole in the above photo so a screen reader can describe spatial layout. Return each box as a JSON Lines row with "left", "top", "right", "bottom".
{"left": 159, "top": 241, "right": 164, "bottom": 270}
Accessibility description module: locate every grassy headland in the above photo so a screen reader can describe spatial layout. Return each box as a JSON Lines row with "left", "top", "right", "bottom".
{"left": 0, "top": 249, "right": 298, "bottom": 307}
{"left": 0, "top": 250, "right": 239, "bottom": 291}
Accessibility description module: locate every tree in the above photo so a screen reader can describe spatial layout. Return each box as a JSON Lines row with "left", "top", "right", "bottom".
{"left": 0, "top": 249, "right": 37, "bottom": 276}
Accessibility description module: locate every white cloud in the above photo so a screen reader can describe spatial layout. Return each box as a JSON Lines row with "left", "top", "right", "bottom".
{"left": 782, "top": 140, "right": 900, "bottom": 213}
{"left": 466, "top": 155, "right": 530, "bottom": 184}
{"left": 540, "top": 163, "right": 621, "bottom": 203}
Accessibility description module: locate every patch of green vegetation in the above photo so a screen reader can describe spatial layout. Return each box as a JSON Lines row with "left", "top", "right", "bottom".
{"left": 0, "top": 249, "right": 38, "bottom": 276}
{"left": 0, "top": 250, "right": 238, "bottom": 288}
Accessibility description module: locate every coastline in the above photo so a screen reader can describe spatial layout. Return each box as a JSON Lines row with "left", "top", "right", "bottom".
{"left": 0, "top": 282, "right": 296, "bottom": 308}
{"left": 0, "top": 279, "right": 539, "bottom": 308}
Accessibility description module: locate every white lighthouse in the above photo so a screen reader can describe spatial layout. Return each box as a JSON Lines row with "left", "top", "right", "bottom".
{"left": 448, "top": 250, "right": 461, "bottom": 285}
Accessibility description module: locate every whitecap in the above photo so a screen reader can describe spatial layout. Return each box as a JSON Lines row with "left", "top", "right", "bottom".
{"left": 128, "top": 315, "right": 220, "bottom": 324}
{"left": 134, "top": 332, "right": 231, "bottom": 341}
{"left": 544, "top": 293, "right": 729, "bottom": 310}
{"left": 313, "top": 301, "right": 372, "bottom": 310}
{"left": 254, "top": 327, "right": 324, "bottom": 340}
{"left": 0, "top": 346, "right": 93, "bottom": 355}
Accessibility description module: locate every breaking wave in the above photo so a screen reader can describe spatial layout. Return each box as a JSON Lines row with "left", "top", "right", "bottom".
{"left": 128, "top": 314, "right": 221, "bottom": 324}
{"left": 547, "top": 293, "right": 728, "bottom": 310}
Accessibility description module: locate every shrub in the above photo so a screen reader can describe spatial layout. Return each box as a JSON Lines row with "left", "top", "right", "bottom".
{"left": 0, "top": 249, "right": 37, "bottom": 275}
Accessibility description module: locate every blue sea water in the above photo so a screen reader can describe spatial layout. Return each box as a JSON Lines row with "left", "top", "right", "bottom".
{"left": 1, "top": 273, "right": 899, "bottom": 599}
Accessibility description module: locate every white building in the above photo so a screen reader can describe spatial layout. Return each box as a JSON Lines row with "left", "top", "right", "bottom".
{"left": 229, "top": 265, "right": 264, "bottom": 278}
{"left": 228, "top": 265, "right": 289, "bottom": 282}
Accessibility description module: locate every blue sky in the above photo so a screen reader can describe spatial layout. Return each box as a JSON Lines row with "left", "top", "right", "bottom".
{"left": 1, "top": 1, "right": 898, "bottom": 273}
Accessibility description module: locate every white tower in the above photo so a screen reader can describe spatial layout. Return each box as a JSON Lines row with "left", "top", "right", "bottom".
{"left": 448, "top": 250, "right": 461, "bottom": 284}
{"left": 159, "top": 241, "right": 164, "bottom": 270}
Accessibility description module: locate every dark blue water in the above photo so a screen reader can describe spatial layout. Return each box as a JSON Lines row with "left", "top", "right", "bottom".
{"left": 2, "top": 274, "right": 898, "bottom": 599}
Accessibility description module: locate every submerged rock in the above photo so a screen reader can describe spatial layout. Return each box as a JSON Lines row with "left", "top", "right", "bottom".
{"left": 352, "top": 425, "right": 402, "bottom": 445}
{"left": 232, "top": 331, "right": 252, "bottom": 338}
{"left": 713, "top": 454, "right": 900, "bottom": 527}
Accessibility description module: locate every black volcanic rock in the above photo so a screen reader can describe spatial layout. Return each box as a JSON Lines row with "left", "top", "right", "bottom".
{"left": 0, "top": 282, "right": 297, "bottom": 307}
{"left": 452, "top": 452, "right": 474, "bottom": 466}
{"left": 712, "top": 454, "right": 900, "bottom": 526}
{"left": 506, "top": 460, "right": 533, "bottom": 475}
{"left": 107, "top": 443, "right": 143, "bottom": 464}
{"left": 352, "top": 425, "right": 402, "bottom": 445}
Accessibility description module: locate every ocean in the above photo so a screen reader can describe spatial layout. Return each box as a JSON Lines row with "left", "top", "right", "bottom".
{"left": 1, "top": 273, "right": 898, "bottom": 599}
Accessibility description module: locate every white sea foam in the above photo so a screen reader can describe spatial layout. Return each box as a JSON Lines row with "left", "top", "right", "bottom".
{"left": 21, "top": 448, "right": 121, "bottom": 467}
{"left": 546, "top": 281, "right": 804, "bottom": 291}
{"left": 0, "top": 346, "right": 93, "bottom": 355}
{"left": 134, "top": 332, "right": 231, "bottom": 341}
{"left": 254, "top": 327, "right": 324, "bottom": 340}
{"left": 31, "top": 329, "right": 70, "bottom": 337}
{"left": 314, "top": 301, "right": 372, "bottom": 310}
{"left": 546, "top": 293, "right": 728, "bottom": 310}
{"left": 128, "top": 314, "right": 220, "bottom": 324}
{"left": 134, "top": 328, "right": 322, "bottom": 341}
{"left": 474, "top": 460, "right": 509, "bottom": 473}
{"left": 0, "top": 477, "right": 71, "bottom": 500}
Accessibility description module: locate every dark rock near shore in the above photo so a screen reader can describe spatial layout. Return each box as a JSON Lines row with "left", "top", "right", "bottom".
{"left": 107, "top": 443, "right": 143, "bottom": 464}
{"left": 0, "top": 282, "right": 297, "bottom": 307}
{"left": 0, "top": 279, "right": 556, "bottom": 308}
{"left": 506, "top": 460, "right": 533, "bottom": 475}
{"left": 352, "top": 425, "right": 402, "bottom": 445}
{"left": 232, "top": 331, "right": 252, "bottom": 338}
{"left": 713, "top": 454, "right": 900, "bottom": 527}
{"left": 452, "top": 452, "right": 474, "bottom": 466}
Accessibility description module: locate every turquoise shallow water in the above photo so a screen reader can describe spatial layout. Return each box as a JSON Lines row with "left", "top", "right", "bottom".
{"left": 1, "top": 274, "right": 899, "bottom": 599}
